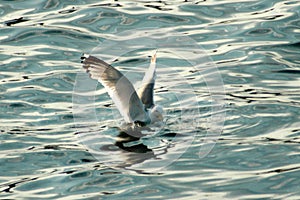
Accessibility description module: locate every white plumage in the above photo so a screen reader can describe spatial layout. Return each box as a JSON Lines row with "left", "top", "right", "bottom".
{"left": 81, "top": 51, "right": 163, "bottom": 126}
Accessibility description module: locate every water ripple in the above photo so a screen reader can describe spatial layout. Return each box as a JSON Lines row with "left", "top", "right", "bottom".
{"left": 1, "top": 0, "right": 300, "bottom": 199}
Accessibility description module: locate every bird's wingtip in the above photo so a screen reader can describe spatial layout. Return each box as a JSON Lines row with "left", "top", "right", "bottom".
{"left": 151, "top": 50, "right": 157, "bottom": 63}
{"left": 80, "top": 53, "right": 90, "bottom": 63}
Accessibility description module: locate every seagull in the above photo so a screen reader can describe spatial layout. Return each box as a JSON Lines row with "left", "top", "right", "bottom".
{"left": 81, "top": 51, "right": 163, "bottom": 128}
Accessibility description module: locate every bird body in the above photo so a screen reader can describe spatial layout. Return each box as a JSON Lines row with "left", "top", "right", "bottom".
{"left": 81, "top": 51, "right": 163, "bottom": 127}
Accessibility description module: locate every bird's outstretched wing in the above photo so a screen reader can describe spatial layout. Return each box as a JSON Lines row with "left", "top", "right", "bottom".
{"left": 81, "top": 55, "right": 149, "bottom": 123}
{"left": 138, "top": 51, "right": 157, "bottom": 109}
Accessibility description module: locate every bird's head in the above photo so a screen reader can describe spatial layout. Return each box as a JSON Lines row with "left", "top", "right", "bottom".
{"left": 149, "top": 105, "right": 163, "bottom": 123}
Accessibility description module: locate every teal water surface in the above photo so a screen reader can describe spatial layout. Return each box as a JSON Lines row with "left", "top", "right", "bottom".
{"left": 1, "top": 0, "right": 300, "bottom": 199}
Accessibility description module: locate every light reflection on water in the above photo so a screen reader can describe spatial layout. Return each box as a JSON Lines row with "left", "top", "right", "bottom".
{"left": 1, "top": 0, "right": 300, "bottom": 199}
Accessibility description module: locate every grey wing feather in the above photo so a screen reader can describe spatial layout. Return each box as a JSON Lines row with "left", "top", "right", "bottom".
{"left": 138, "top": 56, "right": 156, "bottom": 109}
{"left": 138, "top": 82, "right": 154, "bottom": 109}
{"left": 82, "top": 55, "right": 149, "bottom": 123}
